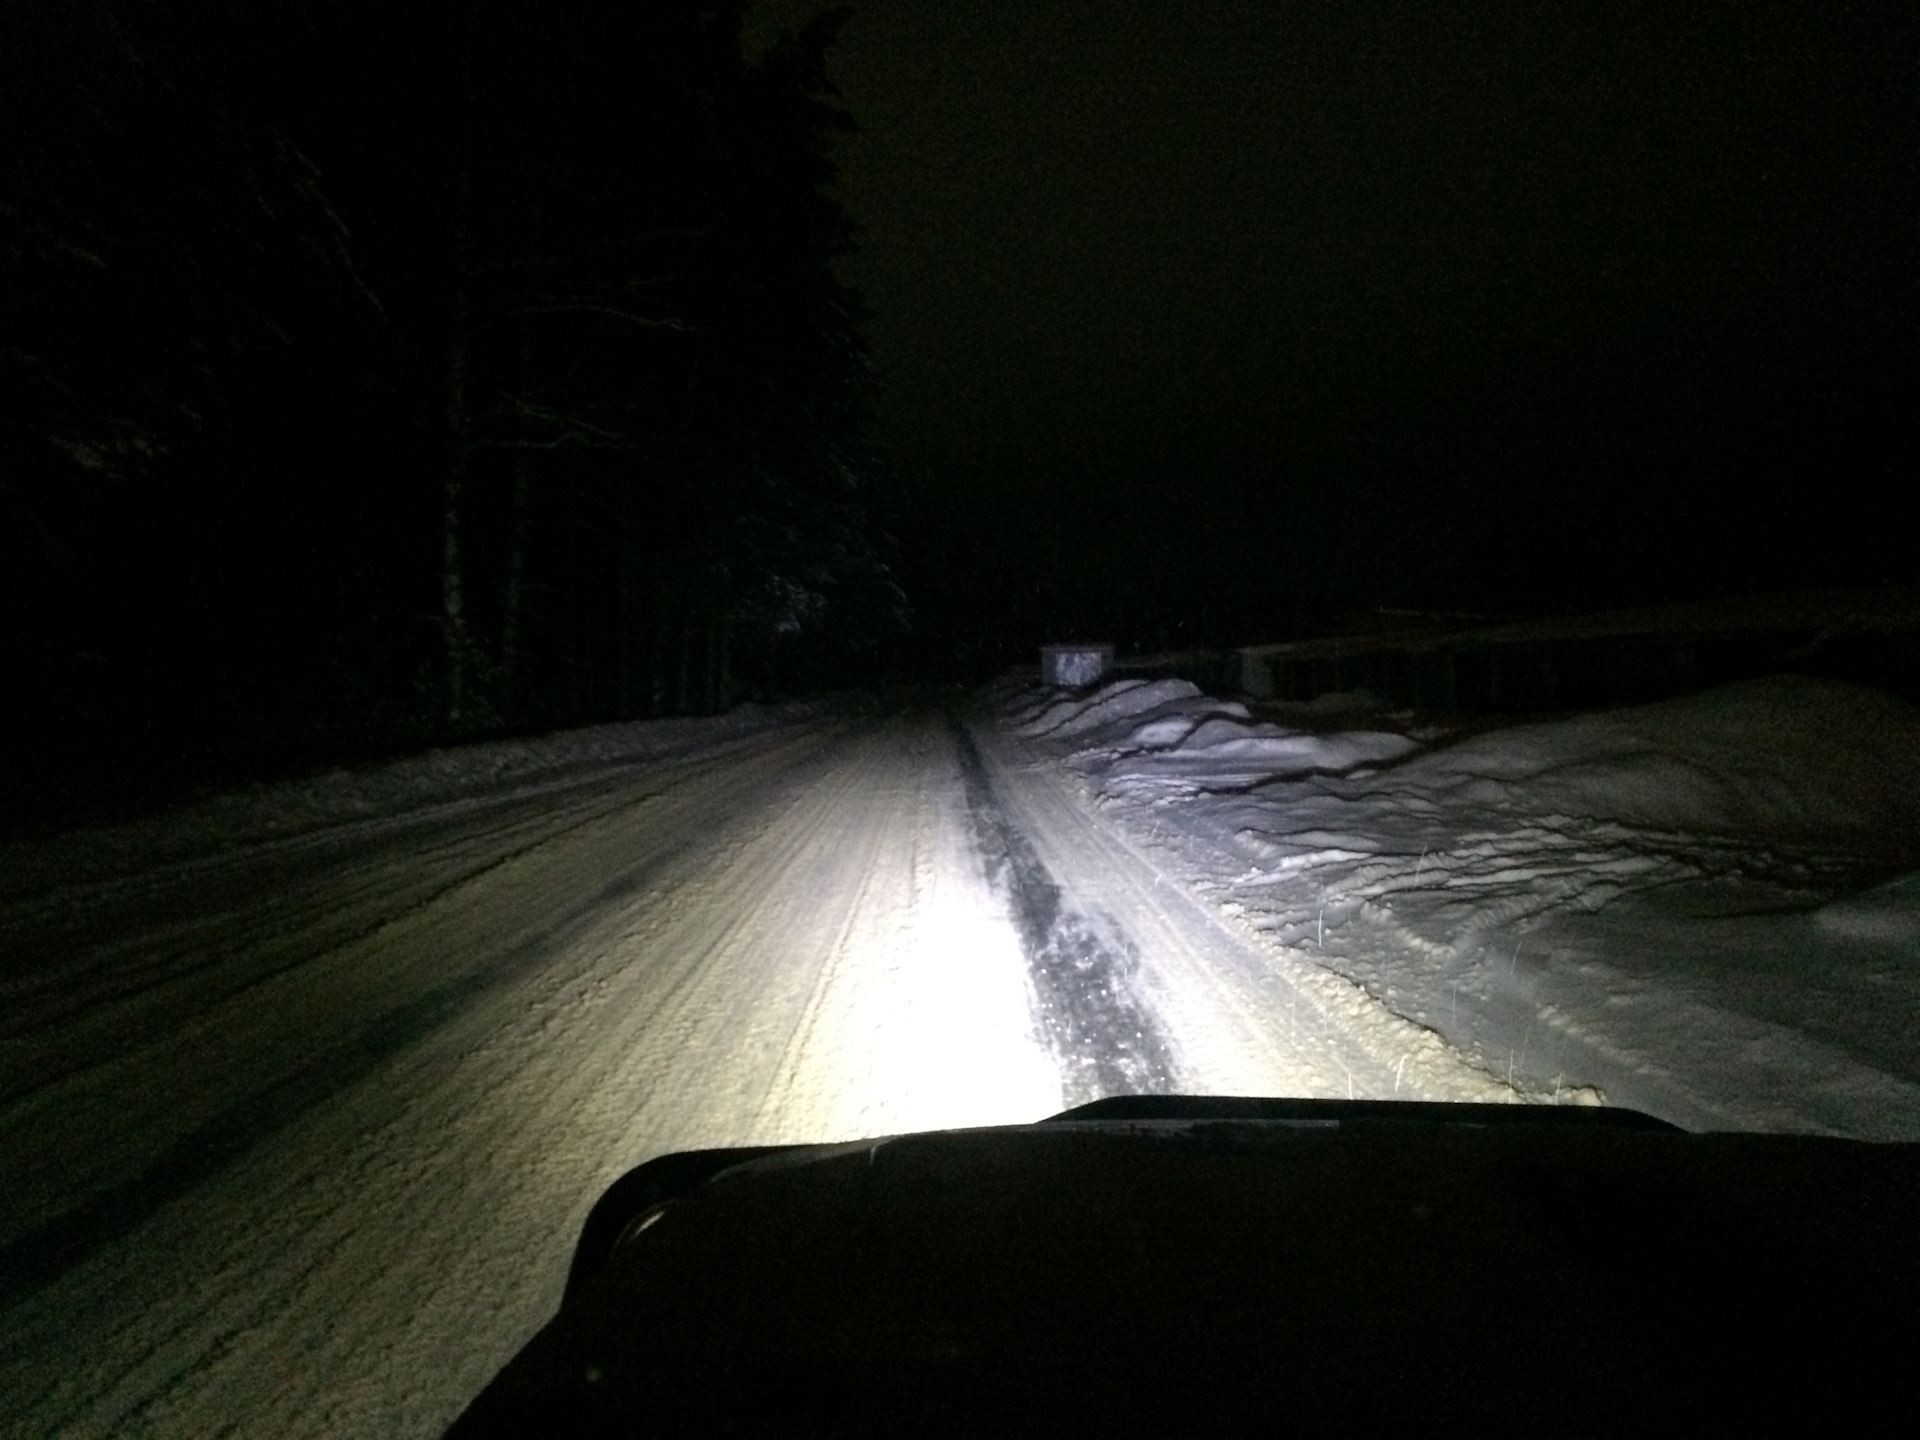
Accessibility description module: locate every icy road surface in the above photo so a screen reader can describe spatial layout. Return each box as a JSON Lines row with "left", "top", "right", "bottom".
{"left": 0, "top": 708, "right": 1503, "bottom": 1438}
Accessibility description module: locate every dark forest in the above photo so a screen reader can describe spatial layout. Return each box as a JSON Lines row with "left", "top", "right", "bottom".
{"left": 4, "top": 0, "right": 898, "bottom": 810}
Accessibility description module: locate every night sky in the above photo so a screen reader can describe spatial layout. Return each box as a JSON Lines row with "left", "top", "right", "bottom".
{"left": 748, "top": 0, "right": 1914, "bottom": 652}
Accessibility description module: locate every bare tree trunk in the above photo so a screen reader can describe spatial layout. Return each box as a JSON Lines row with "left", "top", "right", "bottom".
{"left": 440, "top": 48, "right": 475, "bottom": 736}
{"left": 702, "top": 607, "right": 716, "bottom": 714}
{"left": 711, "top": 565, "right": 731, "bottom": 712}
{"left": 616, "top": 480, "right": 634, "bottom": 716}
{"left": 650, "top": 557, "right": 669, "bottom": 716}
{"left": 441, "top": 249, "right": 470, "bottom": 732}
{"left": 676, "top": 602, "right": 693, "bottom": 715}
{"left": 498, "top": 338, "right": 532, "bottom": 714}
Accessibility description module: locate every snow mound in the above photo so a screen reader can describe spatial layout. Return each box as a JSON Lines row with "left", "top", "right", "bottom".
{"left": 1814, "top": 872, "right": 1920, "bottom": 943}
{"left": 1005, "top": 674, "right": 1422, "bottom": 789}
{"left": 1092, "top": 712, "right": 1421, "bottom": 794}
{"left": 1014, "top": 672, "right": 1920, "bottom": 842}
{"left": 1097, "top": 700, "right": 1249, "bottom": 748}
{"left": 1398, "top": 677, "right": 1920, "bottom": 837}
{"left": 1164, "top": 718, "right": 1418, "bottom": 769}
{"left": 1016, "top": 679, "right": 1202, "bottom": 737}
{"left": 1121, "top": 715, "right": 1207, "bottom": 751}
{"left": 0, "top": 702, "right": 822, "bottom": 899}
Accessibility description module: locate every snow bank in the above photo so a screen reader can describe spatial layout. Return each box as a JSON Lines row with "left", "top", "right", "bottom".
{"left": 998, "top": 671, "right": 1920, "bottom": 1137}
{"left": 1814, "top": 871, "right": 1920, "bottom": 943}
{"left": 0, "top": 702, "right": 823, "bottom": 900}
{"left": 1391, "top": 676, "right": 1920, "bottom": 838}
{"left": 1128, "top": 718, "right": 1417, "bottom": 773}
{"left": 1019, "top": 673, "right": 1920, "bottom": 842}
{"left": 1015, "top": 677, "right": 1419, "bottom": 792}
{"left": 1014, "top": 678, "right": 1204, "bottom": 738}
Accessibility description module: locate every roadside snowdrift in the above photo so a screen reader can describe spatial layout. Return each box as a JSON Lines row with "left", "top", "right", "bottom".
{"left": 0, "top": 703, "right": 822, "bottom": 907}
{"left": 1000, "top": 674, "right": 1920, "bottom": 1138}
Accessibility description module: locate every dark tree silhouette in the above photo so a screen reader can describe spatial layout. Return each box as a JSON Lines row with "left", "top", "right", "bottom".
{"left": 1, "top": 0, "right": 895, "bottom": 818}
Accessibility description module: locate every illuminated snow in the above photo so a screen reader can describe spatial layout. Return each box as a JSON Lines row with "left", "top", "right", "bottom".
{"left": 4, "top": 676, "right": 1918, "bottom": 1437}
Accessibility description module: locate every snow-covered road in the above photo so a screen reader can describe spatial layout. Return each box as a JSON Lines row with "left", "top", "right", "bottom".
{"left": 5, "top": 682, "right": 1915, "bottom": 1437}
{"left": 0, "top": 715, "right": 1030, "bottom": 1435}
{"left": 0, "top": 706, "right": 1451, "bottom": 1438}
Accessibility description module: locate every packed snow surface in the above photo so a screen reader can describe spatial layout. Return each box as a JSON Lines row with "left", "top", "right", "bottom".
{"left": 6, "top": 708, "right": 1092, "bottom": 1436}
{"left": 3, "top": 676, "right": 1916, "bottom": 1437}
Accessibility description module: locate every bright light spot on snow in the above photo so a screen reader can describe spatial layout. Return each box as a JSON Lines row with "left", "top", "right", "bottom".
{"left": 798, "top": 870, "right": 1065, "bottom": 1139}
{"left": 583, "top": 751, "right": 1069, "bottom": 1163}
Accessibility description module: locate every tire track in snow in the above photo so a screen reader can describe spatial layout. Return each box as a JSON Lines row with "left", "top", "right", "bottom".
{"left": 950, "top": 719, "right": 1180, "bottom": 1106}
{"left": 969, "top": 713, "right": 1519, "bottom": 1105}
